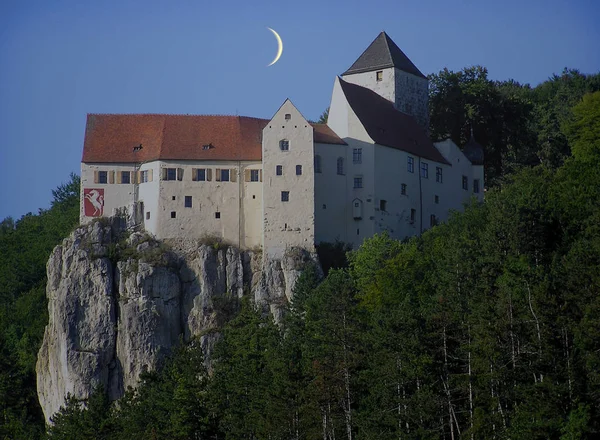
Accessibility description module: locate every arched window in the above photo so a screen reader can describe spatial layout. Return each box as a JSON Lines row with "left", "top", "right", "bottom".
{"left": 314, "top": 155, "right": 322, "bottom": 173}
{"left": 337, "top": 157, "right": 344, "bottom": 175}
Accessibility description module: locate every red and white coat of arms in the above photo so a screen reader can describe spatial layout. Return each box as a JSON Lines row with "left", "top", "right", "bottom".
{"left": 84, "top": 188, "right": 105, "bottom": 217}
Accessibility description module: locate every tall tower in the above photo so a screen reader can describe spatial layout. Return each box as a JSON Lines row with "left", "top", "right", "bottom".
{"left": 341, "top": 32, "right": 429, "bottom": 130}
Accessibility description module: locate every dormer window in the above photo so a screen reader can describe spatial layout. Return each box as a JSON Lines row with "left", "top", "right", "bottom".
{"left": 280, "top": 140, "right": 289, "bottom": 151}
{"left": 376, "top": 70, "right": 383, "bottom": 81}
{"left": 202, "top": 143, "right": 213, "bottom": 150}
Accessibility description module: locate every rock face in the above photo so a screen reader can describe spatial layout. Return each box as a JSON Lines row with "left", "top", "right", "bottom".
{"left": 36, "top": 219, "right": 319, "bottom": 424}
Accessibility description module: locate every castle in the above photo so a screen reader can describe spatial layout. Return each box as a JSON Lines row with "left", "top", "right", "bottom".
{"left": 80, "top": 32, "right": 484, "bottom": 258}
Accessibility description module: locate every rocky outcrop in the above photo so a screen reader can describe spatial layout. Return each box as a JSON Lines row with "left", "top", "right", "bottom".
{"left": 36, "top": 219, "right": 318, "bottom": 423}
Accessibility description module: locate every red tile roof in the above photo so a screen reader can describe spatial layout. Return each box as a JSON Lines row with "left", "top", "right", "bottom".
{"left": 82, "top": 114, "right": 346, "bottom": 163}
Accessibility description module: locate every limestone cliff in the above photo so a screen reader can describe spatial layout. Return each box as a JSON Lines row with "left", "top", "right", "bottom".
{"left": 36, "top": 218, "right": 320, "bottom": 423}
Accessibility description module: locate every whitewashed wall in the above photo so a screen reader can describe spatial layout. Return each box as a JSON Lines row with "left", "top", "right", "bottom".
{"left": 262, "top": 100, "right": 315, "bottom": 258}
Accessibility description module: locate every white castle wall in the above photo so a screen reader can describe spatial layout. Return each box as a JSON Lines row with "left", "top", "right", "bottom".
{"left": 262, "top": 100, "right": 315, "bottom": 258}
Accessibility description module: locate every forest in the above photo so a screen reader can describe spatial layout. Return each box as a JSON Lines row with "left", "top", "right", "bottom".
{"left": 0, "top": 67, "right": 599, "bottom": 439}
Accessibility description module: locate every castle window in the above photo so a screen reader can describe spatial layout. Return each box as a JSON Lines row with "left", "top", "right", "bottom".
{"left": 435, "top": 195, "right": 439, "bottom": 204}
{"left": 172, "top": 196, "right": 176, "bottom": 200}
{"left": 353, "top": 148, "right": 362, "bottom": 164}
{"left": 281, "top": 191, "right": 289, "bottom": 202}
{"left": 436, "top": 167, "right": 443, "bottom": 183}
{"left": 276, "top": 165, "right": 283, "bottom": 176}
{"left": 280, "top": 140, "right": 289, "bottom": 151}
{"left": 353, "top": 176, "right": 363, "bottom": 189}
{"left": 323, "top": 204, "right": 327, "bottom": 209}
{"left": 401, "top": 183, "right": 407, "bottom": 195}
{"left": 473, "top": 179, "right": 480, "bottom": 193}
{"left": 146, "top": 212, "right": 150, "bottom": 220}
{"left": 314, "top": 155, "right": 322, "bottom": 173}
{"left": 220, "top": 169, "right": 230, "bottom": 182}
{"left": 98, "top": 171, "right": 108, "bottom": 184}
{"left": 380, "top": 199, "right": 387, "bottom": 212}
{"left": 296, "top": 165, "right": 302, "bottom": 175}
{"left": 410, "top": 209, "right": 416, "bottom": 224}
{"left": 430, "top": 214, "right": 437, "bottom": 227}
{"left": 215, "top": 212, "right": 220, "bottom": 219}
{"left": 165, "top": 168, "right": 177, "bottom": 181}
{"left": 285, "top": 113, "right": 291, "bottom": 120}
{"left": 462, "top": 175, "right": 468, "bottom": 190}
{"left": 337, "top": 157, "right": 345, "bottom": 175}
{"left": 140, "top": 170, "right": 149, "bottom": 183}
{"left": 421, "top": 162, "right": 428, "bottom": 179}
{"left": 195, "top": 169, "right": 206, "bottom": 181}
{"left": 121, "top": 171, "right": 131, "bottom": 184}
{"left": 171, "top": 211, "right": 176, "bottom": 219}
{"left": 185, "top": 196, "right": 192, "bottom": 208}
{"left": 376, "top": 70, "right": 383, "bottom": 81}
{"left": 407, "top": 156, "right": 414, "bottom": 173}
{"left": 250, "top": 170, "right": 259, "bottom": 182}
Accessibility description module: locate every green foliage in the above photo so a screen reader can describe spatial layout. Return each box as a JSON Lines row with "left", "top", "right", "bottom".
{"left": 0, "top": 173, "right": 80, "bottom": 439}
{"left": 428, "top": 66, "right": 600, "bottom": 185}
{"left": 563, "top": 91, "right": 600, "bottom": 160}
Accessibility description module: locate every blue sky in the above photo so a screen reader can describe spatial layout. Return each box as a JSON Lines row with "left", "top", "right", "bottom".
{"left": 1, "top": 0, "right": 598, "bottom": 220}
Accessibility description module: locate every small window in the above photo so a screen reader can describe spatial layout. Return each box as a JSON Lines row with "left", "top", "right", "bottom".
{"left": 250, "top": 170, "right": 259, "bottom": 182}
{"left": 121, "top": 171, "right": 131, "bottom": 184}
{"left": 380, "top": 200, "right": 387, "bottom": 211}
{"left": 435, "top": 195, "right": 439, "bottom": 204}
{"left": 252, "top": 195, "right": 256, "bottom": 199}
{"left": 407, "top": 156, "right": 414, "bottom": 173}
{"left": 172, "top": 196, "right": 176, "bottom": 201}
{"left": 296, "top": 165, "right": 302, "bottom": 175}
{"left": 323, "top": 204, "right": 327, "bottom": 209}
{"left": 196, "top": 169, "right": 206, "bottom": 181}
{"left": 337, "top": 157, "right": 344, "bottom": 175}
{"left": 185, "top": 196, "right": 192, "bottom": 208}
{"left": 314, "top": 155, "right": 322, "bottom": 173}
{"left": 220, "top": 169, "right": 230, "bottom": 182}
{"left": 280, "top": 140, "right": 289, "bottom": 151}
{"left": 202, "top": 143, "right": 213, "bottom": 150}
{"left": 281, "top": 191, "right": 289, "bottom": 202}
{"left": 354, "top": 202, "right": 359, "bottom": 207}
{"left": 353, "top": 148, "right": 362, "bottom": 164}
{"left": 462, "top": 176, "right": 469, "bottom": 190}
{"left": 430, "top": 214, "right": 437, "bottom": 227}
{"left": 474, "top": 179, "right": 480, "bottom": 193}
{"left": 98, "top": 171, "right": 108, "bottom": 184}
{"left": 166, "top": 168, "right": 177, "bottom": 181}
{"left": 436, "top": 167, "right": 443, "bottom": 183}
{"left": 146, "top": 212, "right": 150, "bottom": 220}
{"left": 285, "top": 113, "right": 291, "bottom": 120}
{"left": 215, "top": 212, "right": 221, "bottom": 219}
{"left": 401, "top": 183, "right": 407, "bottom": 195}
{"left": 410, "top": 209, "right": 416, "bottom": 224}
{"left": 171, "top": 211, "right": 176, "bottom": 219}
{"left": 421, "top": 162, "right": 428, "bottom": 179}
{"left": 376, "top": 71, "right": 383, "bottom": 81}
{"left": 357, "top": 228, "right": 360, "bottom": 235}
{"left": 140, "top": 170, "right": 149, "bottom": 183}
{"left": 276, "top": 165, "right": 283, "bottom": 176}
{"left": 354, "top": 177, "right": 363, "bottom": 189}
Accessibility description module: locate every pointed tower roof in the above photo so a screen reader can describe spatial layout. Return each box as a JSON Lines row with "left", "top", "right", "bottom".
{"left": 342, "top": 31, "right": 426, "bottom": 78}
{"left": 463, "top": 128, "right": 485, "bottom": 165}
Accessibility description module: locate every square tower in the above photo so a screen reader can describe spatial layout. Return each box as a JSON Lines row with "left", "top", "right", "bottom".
{"left": 341, "top": 32, "right": 429, "bottom": 130}
{"left": 262, "top": 100, "right": 315, "bottom": 258}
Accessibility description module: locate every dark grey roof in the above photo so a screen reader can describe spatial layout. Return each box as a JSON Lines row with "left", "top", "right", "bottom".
{"left": 342, "top": 32, "right": 426, "bottom": 79}
{"left": 463, "top": 134, "right": 484, "bottom": 165}
{"left": 337, "top": 78, "right": 450, "bottom": 165}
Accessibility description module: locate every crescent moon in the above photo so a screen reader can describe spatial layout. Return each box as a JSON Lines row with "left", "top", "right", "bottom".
{"left": 267, "top": 27, "right": 283, "bottom": 66}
